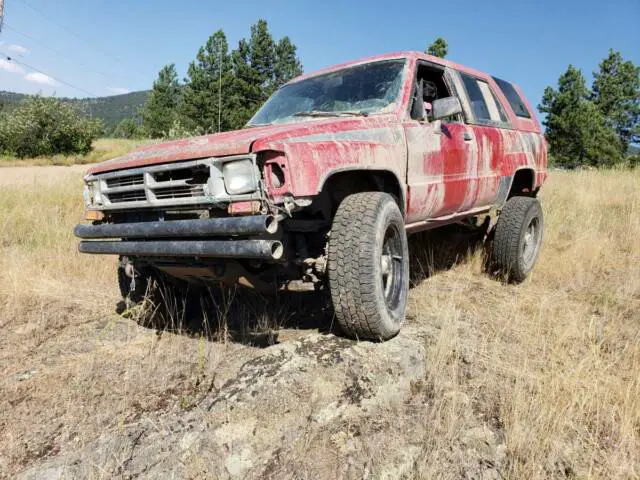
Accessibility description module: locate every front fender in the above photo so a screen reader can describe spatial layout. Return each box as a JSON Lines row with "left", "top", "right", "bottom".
{"left": 254, "top": 123, "right": 408, "bottom": 200}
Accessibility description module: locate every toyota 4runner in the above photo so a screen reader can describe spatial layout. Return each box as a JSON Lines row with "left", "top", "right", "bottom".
{"left": 75, "top": 51, "right": 548, "bottom": 340}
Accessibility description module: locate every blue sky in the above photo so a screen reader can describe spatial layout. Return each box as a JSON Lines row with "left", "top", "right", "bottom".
{"left": 0, "top": 0, "right": 638, "bottom": 115}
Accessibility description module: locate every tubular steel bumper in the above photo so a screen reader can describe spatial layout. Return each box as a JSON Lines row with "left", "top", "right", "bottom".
{"left": 78, "top": 239, "right": 283, "bottom": 260}
{"left": 74, "top": 215, "right": 278, "bottom": 239}
{"left": 74, "top": 215, "right": 283, "bottom": 260}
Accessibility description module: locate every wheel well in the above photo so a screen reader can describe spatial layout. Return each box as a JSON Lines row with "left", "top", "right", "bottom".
{"left": 509, "top": 169, "right": 536, "bottom": 198}
{"left": 321, "top": 170, "right": 404, "bottom": 214}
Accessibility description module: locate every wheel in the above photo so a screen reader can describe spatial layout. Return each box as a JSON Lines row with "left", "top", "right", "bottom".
{"left": 328, "top": 192, "right": 409, "bottom": 341}
{"left": 117, "top": 257, "right": 150, "bottom": 306}
{"left": 491, "top": 196, "right": 544, "bottom": 283}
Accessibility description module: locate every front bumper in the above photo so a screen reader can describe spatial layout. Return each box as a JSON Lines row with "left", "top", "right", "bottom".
{"left": 74, "top": 215, "right": 283, "bottom": 260}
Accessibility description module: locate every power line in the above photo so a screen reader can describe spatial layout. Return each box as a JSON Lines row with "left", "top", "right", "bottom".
{"left": 4, "top": 23, "right": 120, "bottom": 84}
{"left": 0, "top": 50, "right": 97, "bottom": 97}
{"left": 14, "top": 0, "right": 137, "bottom": 77}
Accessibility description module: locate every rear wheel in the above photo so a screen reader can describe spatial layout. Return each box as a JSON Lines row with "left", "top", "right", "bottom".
{"left": 328, "top": 192, "right": 409, "bottom": 341}
{"left": 491, "top": 196, "right": 544, "bottom": 282}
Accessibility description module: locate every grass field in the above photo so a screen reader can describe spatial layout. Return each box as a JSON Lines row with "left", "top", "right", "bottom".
{"left": 0, "top": 168, "right": 638, "bottom": 478}
{"left": 0, "top": 138, "right": 145, "bottom": 167}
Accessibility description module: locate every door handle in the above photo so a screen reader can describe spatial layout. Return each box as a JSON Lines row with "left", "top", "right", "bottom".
{"left": 463, "top": 132, "right": 473, "bottom": 141}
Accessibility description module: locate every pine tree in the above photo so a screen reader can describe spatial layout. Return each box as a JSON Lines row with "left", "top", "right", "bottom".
{"left": 539, "top": 65, "right": 620, "bottom": 167}
{"left": 591, "top": 49, "right": 640, "bottom": 155}
{"left": 177, "top": 21, "right": 303, "bottom": 134}
{"left": 227, "top": 38, "right": 262, "bottom": 130}
{"left": 180, "top": 30, "right": 232, "bottom": 134}
{"left": 249, "top": 19, "right": 276, "bottom": 91}
{"left": 274, "top": 36, "right": 303, "bottom": 90}
{"left": 140, "top": 64, "right": 181, "bottom": 138}
{"left": 426, "top": 38, "right": 448, "bottom": 58}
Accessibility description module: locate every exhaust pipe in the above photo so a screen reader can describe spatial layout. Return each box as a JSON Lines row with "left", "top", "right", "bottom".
{"left": 74, "top": 215, "right": 278, "bottom": 240}
{"left": 79, "top": 239, "right": 284, "bottom": 260}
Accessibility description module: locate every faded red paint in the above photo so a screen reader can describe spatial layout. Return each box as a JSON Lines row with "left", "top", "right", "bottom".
{"left": 88, "top": 51, "right": 547, "bottom": 226}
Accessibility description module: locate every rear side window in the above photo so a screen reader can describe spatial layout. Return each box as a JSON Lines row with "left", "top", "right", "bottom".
{"left": 492, "top": 77, "right": 531, "bottom": 118}
{"left": 459, "top": 73, "right": 508, "bottom": 125}
{"left": 460, "top": 73, "right": 491, "bottom": 121}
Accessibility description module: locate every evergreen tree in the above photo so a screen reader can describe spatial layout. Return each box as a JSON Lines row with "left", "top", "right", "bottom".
{"left": 539, "top": 65, "right": 620, "bottom": 167}
{"left": 177, "top": 21, "right": 303, "bottom": 134}
{"left": 181, "top": 30, "right": 232, "bottom": 134}
{"left": 274, "top": 36, "right": 303, "bottom": 89}
{"left": 227, "top": 38, "right": 262, "bottom": 130}
{"left": 426, "top": 38, "right": 448, "bottom": 58}
{"left": 591, "top": 49, "right": 640, "bottom": 154}
{"left": 249, "top": 19, "right": 276, "bottom": 91}
{"left": 140, "top": 64, "right": 181, "bottom": 138}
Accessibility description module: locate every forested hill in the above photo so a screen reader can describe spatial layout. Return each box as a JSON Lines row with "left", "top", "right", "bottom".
{"left": 0, "top": 90, "right": 149, "bottom": 130}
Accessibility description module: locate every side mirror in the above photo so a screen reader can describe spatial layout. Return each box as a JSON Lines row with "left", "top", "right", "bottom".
{"left": 431, "top": 97, "right": 462, "bottom": 121}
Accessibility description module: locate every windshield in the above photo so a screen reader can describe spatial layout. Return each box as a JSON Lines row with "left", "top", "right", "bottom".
{"left": 248, "top": 59, "right": 406, "bottom": 126}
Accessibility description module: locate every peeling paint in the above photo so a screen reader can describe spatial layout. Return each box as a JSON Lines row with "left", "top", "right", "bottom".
{"left": 86, "top": 51, "right": 547, "bottom": 224}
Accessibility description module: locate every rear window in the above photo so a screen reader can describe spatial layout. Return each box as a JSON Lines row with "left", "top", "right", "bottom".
{"left": 492, "top": 77, "right": 531, "bottom": 118}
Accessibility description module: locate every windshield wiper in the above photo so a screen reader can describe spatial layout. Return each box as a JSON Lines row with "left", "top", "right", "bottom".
{"left": 293, "top": 110, "right": 369, "bottom": 118}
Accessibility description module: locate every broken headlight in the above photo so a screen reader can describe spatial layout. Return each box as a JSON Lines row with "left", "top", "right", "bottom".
{"left": 83, "top": 181, "right": 102, "bottom": 207}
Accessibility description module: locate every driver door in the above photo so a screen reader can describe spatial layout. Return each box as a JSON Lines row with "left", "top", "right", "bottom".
{"left": 404, "top": 64, "right": 478, "bottom": 224}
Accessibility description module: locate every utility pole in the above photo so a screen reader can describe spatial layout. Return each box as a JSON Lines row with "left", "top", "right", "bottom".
{"left": 218, "top": 47, "right": 222, "bottom": 133}
{"left": 0, "top": 0, "right": 5, "bottom": 34}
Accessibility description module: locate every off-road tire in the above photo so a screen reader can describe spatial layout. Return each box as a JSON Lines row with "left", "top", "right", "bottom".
{"left": 491, "top": 196, "right": 544, "bottom": 283}
{"left": 328, "top": 192, "right": 409, "bottom": 341}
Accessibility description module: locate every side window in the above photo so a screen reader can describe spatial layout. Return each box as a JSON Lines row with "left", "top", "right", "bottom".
{"left": 492, "top": 76, "right": 531, "bottom": 118}
{"left": 411, "top": 63, "right": 458, "bottom": 121}
{"left": 459, "top": 73, "right": 491, "bottom": 122}
{"left": 490, "top": 89, "right": 509, "bottom": 123}
{"left": 460, "top": 73, "right": 509, "bottom": 125}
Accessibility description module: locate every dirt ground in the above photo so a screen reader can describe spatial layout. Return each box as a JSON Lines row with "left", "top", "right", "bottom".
{"left": 0, "top": 166, "right": 638, "bottom": 479}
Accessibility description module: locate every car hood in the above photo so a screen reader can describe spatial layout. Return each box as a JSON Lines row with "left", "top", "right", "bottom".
{"left": 87, "top": 118, "right": 376, "bottom": 175}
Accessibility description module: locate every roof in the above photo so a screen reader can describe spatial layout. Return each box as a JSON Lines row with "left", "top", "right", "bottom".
{"left": 285, "top": 50, "right": 494, "bottom": 86}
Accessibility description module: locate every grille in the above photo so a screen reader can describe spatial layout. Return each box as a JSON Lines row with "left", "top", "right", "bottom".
{"left": 106, "top": 174, "right": 144, "bottom": 188}
{"left": 109, "top": 191, "right": 147, "bottom": 203}
{"left": 98, "top": 160, "right": 213, "bottom": 208}
{"left": 154, "top": 186, "right": 206, "bottom": 200}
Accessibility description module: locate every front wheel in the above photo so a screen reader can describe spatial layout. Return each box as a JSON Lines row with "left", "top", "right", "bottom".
{"left": 490, "top": 196, "right": 544, "bottom": 283}
{"left": 328, "top": 192, "right": 409, "bottom": 341}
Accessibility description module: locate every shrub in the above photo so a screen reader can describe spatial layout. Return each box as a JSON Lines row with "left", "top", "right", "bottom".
{"left": 0, "top": 96, "right": 103, "bottom": 158}
{"left": 113, "top": 118, "right": 141, "bottom": 139}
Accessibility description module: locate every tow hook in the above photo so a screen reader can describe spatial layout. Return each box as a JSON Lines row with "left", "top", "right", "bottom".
{"left": 121, "top": 257, "right": 137, "bottom": 291}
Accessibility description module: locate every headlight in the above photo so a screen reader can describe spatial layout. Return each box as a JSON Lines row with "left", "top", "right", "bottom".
{"left": 223, "top": 159, "right": 257, "bottom": 195}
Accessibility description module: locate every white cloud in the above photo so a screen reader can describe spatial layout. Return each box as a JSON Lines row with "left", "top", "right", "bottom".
{"left": 24, "top": 72, "right": 58, "bottom": 86}
{"left": 0, "top": 58, "right": 25, "bottom": 75}
{"left": 0, "top": 41, "right": 30, "bottom": 55}
{"left": 107, "top": 87, "right": 131, "bottom": 95}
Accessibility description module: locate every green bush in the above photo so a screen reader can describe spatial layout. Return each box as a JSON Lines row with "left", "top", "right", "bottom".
{"left": 112, "top": 118, "right": 141, "bottom": 139}
{"left": 0, "top": 96, "right": 103, "bottom": 158}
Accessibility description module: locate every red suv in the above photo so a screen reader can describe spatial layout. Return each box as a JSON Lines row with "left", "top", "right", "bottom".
{"left": 76, "top": 51, "right": 547, "bottom": 340}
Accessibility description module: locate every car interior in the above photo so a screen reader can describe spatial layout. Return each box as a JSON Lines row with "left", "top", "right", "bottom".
{"left": 410, "top": 62, "right": 460, "bottom": 122}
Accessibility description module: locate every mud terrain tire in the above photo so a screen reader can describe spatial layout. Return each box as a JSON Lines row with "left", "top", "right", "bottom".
{"left": 328, "top": 192, "right": 409, "bottom": 341}
{"left": 491, "top": 196, "right": 544, "bottom": 283}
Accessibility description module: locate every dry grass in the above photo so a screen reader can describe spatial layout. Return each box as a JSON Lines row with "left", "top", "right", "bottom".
{"left": 0, "top": 138, "right": 147, "bottom": 167}
{"left": 0, "top": 168, "right": 638, "bottom": 478}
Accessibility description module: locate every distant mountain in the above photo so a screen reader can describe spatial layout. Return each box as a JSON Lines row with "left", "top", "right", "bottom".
{"left": 0, "top": 90, "right": 149, "bottom": 130}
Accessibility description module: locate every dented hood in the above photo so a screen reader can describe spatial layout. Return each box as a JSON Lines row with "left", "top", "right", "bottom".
{"left": 87, "top": 119, "right": 368, "bottom": 175}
